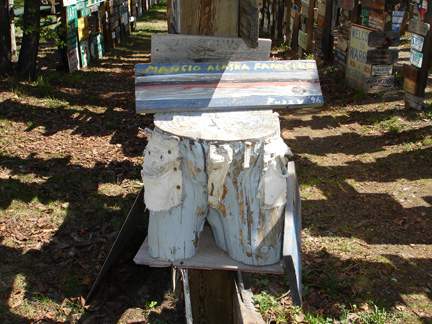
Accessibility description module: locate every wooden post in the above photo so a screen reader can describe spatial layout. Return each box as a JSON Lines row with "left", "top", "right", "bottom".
{"left": 405, "top": 9, "right": 432, "bottom": 109}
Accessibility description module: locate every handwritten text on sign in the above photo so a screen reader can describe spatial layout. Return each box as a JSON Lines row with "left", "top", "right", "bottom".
{"left": 140, "top": 61, "right": 317, "bottom": 75}
{"left": 135, "top": 60, "right": 324, "bottom": 113}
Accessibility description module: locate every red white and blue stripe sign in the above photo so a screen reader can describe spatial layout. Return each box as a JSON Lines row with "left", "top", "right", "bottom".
{"left": 135, "top": 60, "right": 324, "bottom": 113}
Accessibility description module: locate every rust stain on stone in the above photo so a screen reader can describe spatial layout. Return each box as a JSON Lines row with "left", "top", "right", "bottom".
{"left": 220, "top": 203, "right": 227, "bottom": 217}
{"left": 189, "top": 161, "right": 196, "bottom": 177}
{"left": 221, "top": 185, "right": 228, "bottom": 200}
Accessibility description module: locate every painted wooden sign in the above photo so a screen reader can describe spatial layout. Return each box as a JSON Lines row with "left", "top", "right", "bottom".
{"left": 135, "top": 60, "right": 324, "bottom": 113}
{"left": 368, "top": 31, "right": 401, "bottom": 47}
{"left": 298, "top": 30, "right": 308, "bottom": 50}
{"left": 392, "top": 10, "right": 405, "bottom": 32}
{"left": 361, "top": 0, "right": 385, "bottom": 10}
{"left": 410, "top": 48, "right": 424, "bottom": 68}
{"left": 337, "top": 0, "right": 355, "bottom": 10}
{"left": 368, "top": 10, "right": 386, "bottom": 31}
{"left": 151, "top": 34, "right": 271, "bottom": 64}
{"left": 408, "top": 19, "right": 430, "bottom": 36}
{"left": 411, "top": 33, "right": 425, "bottom": 51}
{"left": 347, "top": 24, "right": 374, "bottom": 90}
{"left": 366, "top": 49, "right": 399, "bottom": 64}
{"left": 67, "top": 46, "right": 80, "bottom": 73}
{"left": 361, "top": 7, "right": 370, "bottom": 27}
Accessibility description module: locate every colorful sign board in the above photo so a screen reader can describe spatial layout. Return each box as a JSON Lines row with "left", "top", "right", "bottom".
{"left": 392, "top": 10, "right": 405, "bottom": 32}
{"left": 346, "top": 24, "right": 374, "bottom": 91}
{"left": 67, "top": 47, "right": 80, "bottom": 73}
{"left": 411, "top": 33, "right": 424, "bottom": 51}
{"left": 368, "top": 10, "right": 386, "bottom": 31}
{"left": 410, "top": 48, "right": 424, "bottom": 68}
{"left": 135, "top": 60, "right": 324, "bottom": 113}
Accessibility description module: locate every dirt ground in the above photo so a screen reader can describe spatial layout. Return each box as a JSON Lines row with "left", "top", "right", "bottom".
{"left": 0, "top": 5, "right": 431, "bottom": 324}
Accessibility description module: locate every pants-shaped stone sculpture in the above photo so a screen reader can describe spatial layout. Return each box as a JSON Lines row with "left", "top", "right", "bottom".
{"left": 141, "top": 110, "right": 291, "bottom": 266}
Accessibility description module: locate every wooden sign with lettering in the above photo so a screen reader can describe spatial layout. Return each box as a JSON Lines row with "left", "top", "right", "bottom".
{"left": 135, "top": 60, "right": 324, "bottom": 113}
{"left": 408, "top": 19, "right": 430, "bottom": 36}
{"left": 366, "top": 49, "right": 399, "bottom": 64}
{"left": 151, "top": 34, "right": 271, "bottom": 64}
{"left": 368, "top": 31, "right": 401, "bottom": 47}
{"left": 337, "top": 0, "right": 355, "bottom": 10}
{"left": 371, "top": 64, "right": 393, "bottom": 76}
{"left": 368, "top": 10, "right": 386, "bottom": 31}
{"left": 360, "top": 0, "right": 385, "bottom": 10}
{"left": 364, "top": 75, "right": 394, "bottom": 92}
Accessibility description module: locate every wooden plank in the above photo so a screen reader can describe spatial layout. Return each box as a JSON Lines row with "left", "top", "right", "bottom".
{"left": 180, "top": 0, "right": 238, "bottom": 36}
{"left": 135, "top": 60, "right": 324, "bottom": 113}
{"left": 366, "top": 49, "right": 399, "bottom": 64}
{"left": 408, "top": 19, "right": 430, "bottom": 36}
{"left": 282, "top": 162, "right": 302, "bottom": 306}
{"left": 239, "top": 0, "right": 260, "bottom": 48}
{"left": 134, "top": 226, "right": 285, "bottom": 273}
{"left": 233, "top": 273, "right": 265, "bottom": 324}
{"left": 87, "top": 187, "right": 145, "bottom": 301}
{"left": 368, "top": 31, "right": 400, "bottom": 47}
{"left": 151, "top": 34, "right": 271, "bottom": 64}
{"left": 189, "top": 269, "right": 234, "bottom": 324}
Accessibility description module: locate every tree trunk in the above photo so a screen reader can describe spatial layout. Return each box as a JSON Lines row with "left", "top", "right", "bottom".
{"left": 0, "top": 0, "right": 12, "bottom": 75}
{"left": 16, "top": 0, "right": 40, "bottom": 80}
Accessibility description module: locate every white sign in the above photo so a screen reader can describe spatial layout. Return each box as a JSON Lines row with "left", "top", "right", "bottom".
{"left": 410, "top": 48, "right": 423, "bottom": 68}
{"left": 411, "top": 33, "right": 424, "bottom": 52}
{"left": 371, "top": 64, "right": 393, "bottom": 76}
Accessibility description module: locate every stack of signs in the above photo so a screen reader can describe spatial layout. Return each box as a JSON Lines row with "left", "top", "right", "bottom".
{"left": 334, "top": 0, "right": 354, "bottom": 73}
{"left": 314, "top": 0, "right": 328, "bottom": 59}
{"left": 288, "top": 4, "right": 299, "bottom": 46}
{"left": 65, "top": 2, "right": 80, "bottom": 73}
{"left": 365, "top": 31, "right": 400, "bottom": 92}
{"left": 298, "top": 0, "right": 311, "bottom": 51}
{"left": 404, "top": 19, "right": 430, "bottom": 109}
{"left": 120, "top": 0, "right": 129, "bottom": 35}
